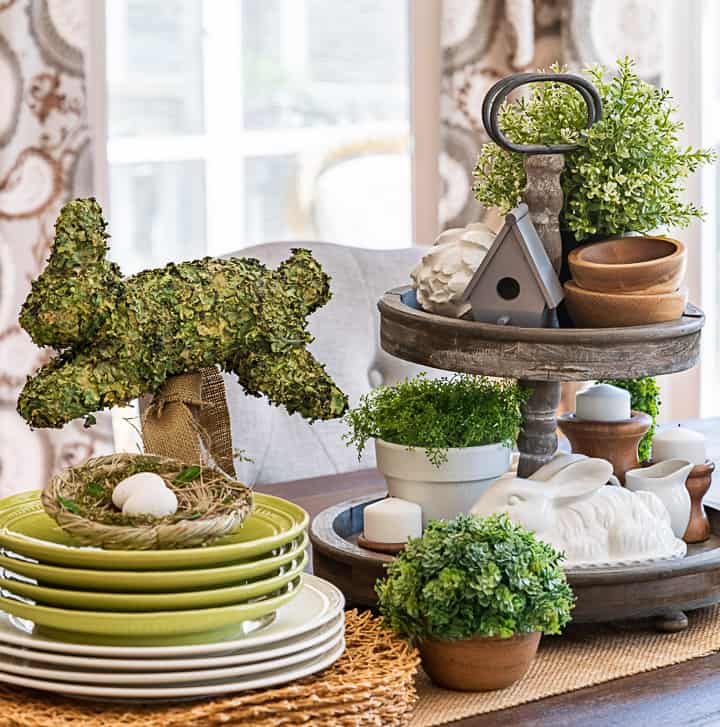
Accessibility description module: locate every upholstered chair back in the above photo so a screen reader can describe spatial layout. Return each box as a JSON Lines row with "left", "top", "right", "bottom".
{"left": 223, "top": 242, "right": 429, "bottom": 486}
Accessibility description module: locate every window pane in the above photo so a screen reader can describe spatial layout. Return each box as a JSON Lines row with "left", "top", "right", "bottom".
{"left": 244, "top": 155, "right": 299, "bottom": 242}
{"left": 106, "top": 0, "right": 413, "bottom": 260}
{"left": 106, "top": 0, "right": 205, "bottom": 136}
{"left": 108, "top": 161, "right": 206, "bottom": 275}
{"left": 242, "top": 0, "right": 409, "bottom": 129}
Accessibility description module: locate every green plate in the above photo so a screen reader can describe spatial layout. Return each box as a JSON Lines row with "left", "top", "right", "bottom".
{"left": 0, "top": 550, "right": 307, "bottom": 611}
{"left": 0, "top": 576, "right": 303, "bottom": 646}
{"left": 0, "top": 491, "right": 308, "bottom": 570}
{"left": 0, "top": 533, "right": 307, "bottom": 592}
{"left": 0, "top": 492, "right": 38, "bottom": 511}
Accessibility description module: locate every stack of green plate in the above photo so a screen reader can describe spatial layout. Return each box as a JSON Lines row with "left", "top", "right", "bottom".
{"left": 0, "top": 490, "right": 309, "bottom": 647}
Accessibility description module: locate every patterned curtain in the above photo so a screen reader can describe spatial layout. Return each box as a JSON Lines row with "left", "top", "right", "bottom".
{"left": 439, "top": 0, "right": 662, "bottom": 230}
{"left": 0, "top": 0, "right": 111, "bottom": 497}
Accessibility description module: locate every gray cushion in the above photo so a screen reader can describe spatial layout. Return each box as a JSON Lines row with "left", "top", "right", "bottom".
{"left": 222, "top": 242, "right": 430, "bottom": 485}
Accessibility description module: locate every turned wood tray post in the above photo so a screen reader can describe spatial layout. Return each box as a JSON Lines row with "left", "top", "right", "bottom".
{"left": 516, "top": 152, "right": 565, "bottom": 477}
{"left": 517, "top": 380, "right": 561, "bottom": 478}
{"left": 523, "top": 153, "right": 565, "bottom": 275}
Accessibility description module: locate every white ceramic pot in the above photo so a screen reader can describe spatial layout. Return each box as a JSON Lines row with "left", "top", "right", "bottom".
{"left": 625, "top": 459, "right": 694, "bottom": 538}
{"left": 374, "top": 439, "right": 512, "bottom": 527}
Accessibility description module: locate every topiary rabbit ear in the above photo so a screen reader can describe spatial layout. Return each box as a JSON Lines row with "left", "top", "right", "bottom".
{"left": 542, "top": 458, "right": 613, "bottom": 503}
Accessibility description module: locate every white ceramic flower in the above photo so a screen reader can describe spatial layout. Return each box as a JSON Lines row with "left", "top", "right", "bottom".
{"left": 411, "top": 222, "right": 494, "bottom": 317}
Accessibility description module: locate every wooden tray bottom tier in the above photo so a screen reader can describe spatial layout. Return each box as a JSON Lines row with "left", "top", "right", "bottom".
{"left": 310, "top": 493, "right": 720, "bottom": 629}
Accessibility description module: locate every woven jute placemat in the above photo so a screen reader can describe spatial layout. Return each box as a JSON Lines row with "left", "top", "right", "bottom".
{"left": 0, "top": 610, "right": 419, "bottom": 727}
{"left": 409, "top": 604, "right": 720, "bottom": 727}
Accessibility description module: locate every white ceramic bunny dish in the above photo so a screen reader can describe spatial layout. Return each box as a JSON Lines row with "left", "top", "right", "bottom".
{"left": 470, "top": 454, "right": 687, "bottom": 568}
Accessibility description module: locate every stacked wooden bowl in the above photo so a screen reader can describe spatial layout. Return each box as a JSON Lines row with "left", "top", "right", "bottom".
{"left": 564, "top": 236, "right": 687, "bottom": 328}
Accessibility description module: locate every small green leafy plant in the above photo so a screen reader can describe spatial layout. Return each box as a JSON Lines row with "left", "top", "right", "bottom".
{"left": 376, "top": 514, "right": 574, "bottom": 642}
{"left": 474, "top": 58, "right": 715, "bottom": 239}
{"left": 343, "top": 374, "right": 528, "bottom": 466}
{"left": 598, "top": 377, "right": 661, "bottom": 462}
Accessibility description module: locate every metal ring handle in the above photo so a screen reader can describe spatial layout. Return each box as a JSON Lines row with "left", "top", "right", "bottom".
{"left": 483, "top": 74, "right": 600, "bottom": 144}
{"left": 482, "top": 73, "right": 603, "bottom": 154}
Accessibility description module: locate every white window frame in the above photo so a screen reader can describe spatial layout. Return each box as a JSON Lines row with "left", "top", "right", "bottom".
{"left": 89, "top": 0, "right": 441, "bottom": 256}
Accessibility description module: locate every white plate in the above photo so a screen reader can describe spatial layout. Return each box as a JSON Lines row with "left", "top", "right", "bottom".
{"left": 0, "top": 628, "right": 344, "bottom": 685}
{"left": 0, "top": 574, "right": 343, "bottom": 658}
{"left": 0, "top": 613, "right": 344, "bottom": 672}
{"left": 0, "top": 639, "right": 345, "bottom": 701}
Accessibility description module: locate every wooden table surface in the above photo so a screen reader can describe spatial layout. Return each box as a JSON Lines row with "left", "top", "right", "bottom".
{"left": 257, "top": 468, "right": 720, "bottom": 727}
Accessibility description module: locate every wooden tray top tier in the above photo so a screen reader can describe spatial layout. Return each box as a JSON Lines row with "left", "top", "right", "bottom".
{"left": 378, "top": 287, "right": 704, "bottom": 381}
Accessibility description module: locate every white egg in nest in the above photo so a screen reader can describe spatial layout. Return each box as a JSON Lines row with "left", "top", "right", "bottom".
{"left": 112, "top": 472, "right": 178, "bottom": 518}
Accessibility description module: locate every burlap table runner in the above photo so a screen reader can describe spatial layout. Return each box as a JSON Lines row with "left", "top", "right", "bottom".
{"left": 409, "top": 605, "right": 720, "bottom": 726}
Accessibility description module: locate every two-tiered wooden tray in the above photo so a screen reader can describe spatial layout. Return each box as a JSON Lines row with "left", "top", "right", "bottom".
{"left": 310, "top": 288, "right": 715, "bottom": 631}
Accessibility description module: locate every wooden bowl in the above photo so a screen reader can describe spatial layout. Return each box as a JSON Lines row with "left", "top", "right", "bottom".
{"left": 563, "top": 281, "right": 687, "bottom": 328}
{"left": 569, "top": 236, "right": 686, "bottom": 293}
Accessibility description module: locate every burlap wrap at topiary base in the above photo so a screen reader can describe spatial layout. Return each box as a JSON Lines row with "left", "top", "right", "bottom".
{"left": 0, "top": 610, "right": 419, "bottom": 727}
{"left": 142, "top": 367, "right": 236, "bottom": 478}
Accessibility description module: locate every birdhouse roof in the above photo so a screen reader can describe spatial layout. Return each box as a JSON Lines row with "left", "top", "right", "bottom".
{"left": 461, "top": 203, "right": 564, "bottom": 308}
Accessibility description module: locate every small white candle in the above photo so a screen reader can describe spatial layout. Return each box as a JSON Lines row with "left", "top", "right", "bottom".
{"left": 363, "top": 497, "right": 422, "bottom": 543}
{"left": 575, "top": 384, "right": 631, "bottom": 422}
{"left": 652, "top": 426, "right": 706, "bottom": 465}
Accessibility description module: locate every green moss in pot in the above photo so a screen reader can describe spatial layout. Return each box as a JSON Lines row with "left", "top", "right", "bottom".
{"left": 377, "top": 514, "right": 574, "bottom": 691}
{"left": 343, "top": 374, "right": 528, "bottom": 526}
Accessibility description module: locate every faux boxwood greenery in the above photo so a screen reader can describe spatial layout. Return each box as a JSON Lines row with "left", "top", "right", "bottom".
{"left": 474, "top": 58, "right": 715, "bottom": 239}
{"left": 376, "top": 514, "right": 574, "bottom": 642}
{"left": 343, "top": 374, "right": 528, "bottom": 466}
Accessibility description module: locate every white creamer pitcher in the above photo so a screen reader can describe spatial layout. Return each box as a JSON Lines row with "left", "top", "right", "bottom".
{"left": 625, "top": 459, "right": 693, "bottom": 538}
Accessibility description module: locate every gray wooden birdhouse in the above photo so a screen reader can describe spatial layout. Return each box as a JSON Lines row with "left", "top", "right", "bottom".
{"left": 461, "top": 203, "right": 564, "bottom": 328}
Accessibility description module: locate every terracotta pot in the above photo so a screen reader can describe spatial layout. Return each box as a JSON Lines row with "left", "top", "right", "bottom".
{"left": 569, "top": 236, "right": 686, "bottom": 294}
{"left": 557, "top": 411, "right": 652, "bottom": 484}
{"left": 419, "top": 631, "right": 540, "bottom": 691}
{"left": 563, "top": 281, "right": 687, "bottom": 328}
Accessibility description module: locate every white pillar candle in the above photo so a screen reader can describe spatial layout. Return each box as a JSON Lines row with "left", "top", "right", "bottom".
{"left": 575, "top": 384, "right": 631, "bottom": 422}
{"left": 652, "top": 426, "right": 706, "bottom": 465}
{"left": 363, "top": 497, "right": 422, "bottom": 543}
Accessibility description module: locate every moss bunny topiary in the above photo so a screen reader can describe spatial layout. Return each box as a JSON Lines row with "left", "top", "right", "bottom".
{"left": 18, "top": 198, "right": 348, "bottom": 429}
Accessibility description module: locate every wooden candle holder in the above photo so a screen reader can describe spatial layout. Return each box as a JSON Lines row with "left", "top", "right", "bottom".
{"left": 556, "top": 411, "right": 652, "bottom": 485}
{"left": 683, "top": 460, "right": 715, "bottom": 543}
{"left": 357, "top": 534, "right": 406, "bottom": 555}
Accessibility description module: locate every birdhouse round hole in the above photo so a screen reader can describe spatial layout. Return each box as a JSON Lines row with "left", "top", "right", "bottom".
{"left": 496, "top": 277, "right": 520, "bottom": 300}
